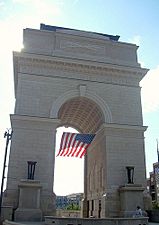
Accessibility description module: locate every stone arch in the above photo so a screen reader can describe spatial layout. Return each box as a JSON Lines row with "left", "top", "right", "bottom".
{"left": 5, "top": 25, "right": 148, "bottom": 220}
{"left": 50, "top": 88, "right": 112, "bottom": 124}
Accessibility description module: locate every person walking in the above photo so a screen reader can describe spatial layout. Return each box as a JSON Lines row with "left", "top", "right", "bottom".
{"left": 133, "top": 206, "right": 143, "bottom": 217}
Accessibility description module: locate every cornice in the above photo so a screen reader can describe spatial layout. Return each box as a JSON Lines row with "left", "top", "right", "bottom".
{"left": 10, "top": 114, "right": 60, "bottom": 132}
{"left": 10, "top": 114, "right": 60, "bottom": 123}
{"left": 96, "top": 123, "right": 147, "bottom": 139}
{"left": 13, "top": 52, "right": 149, "bottom": 95}
{"left": 14, "top": 51, "right": 148, "bottom": 76}
{"left": 101, "top": 123, "right": 147, "bottom": 131}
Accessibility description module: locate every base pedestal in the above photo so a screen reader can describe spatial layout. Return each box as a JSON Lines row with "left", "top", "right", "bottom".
{"left": 14, "top": 179, "right": 42, "bottom": 221}
{"left": 81, "top": 198, "right": 88, "bottom": 218}
{"left": 119, "top": 184, "right": 145, "bottom": 217}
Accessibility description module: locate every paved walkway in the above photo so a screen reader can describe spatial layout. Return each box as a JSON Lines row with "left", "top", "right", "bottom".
{"left": 2, "top": 220, "right": 159, "bottom": 225}
{"left": 149, "top": 223, "right": 159, "bottom": 225}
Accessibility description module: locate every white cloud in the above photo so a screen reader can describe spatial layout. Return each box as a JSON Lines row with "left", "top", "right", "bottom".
{"left": 140, "top": 66, "right": 159, "bottom": 112}
{"left": 12, "top": 0, "right": 29, "bottom": 3}
{"left": 0, "top": 0, "right": 5, "bottom": 8}
{"left": 129, "top": 35, "right": 141, "bottom": 46}
{"left": 0, "top": 0, "right": 65, "bottom": 121}
{"left": 0, "top": 0, "right": 64, "bottom": 58}
{"left": 73, "top": 0, "right": 80, "bottom": 5}
{"left": 128, "top": 35, "right": 145, "bottom": 67}
{"left": 12, "top": 0, "right": 63, "bottom": 16}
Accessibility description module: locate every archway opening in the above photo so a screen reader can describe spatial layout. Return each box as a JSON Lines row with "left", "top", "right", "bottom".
{"left": 54, "top": 96, "right": 105, "bottom": 198}
{"left": 54, "top": 126, "right": 84, "bottom": 196}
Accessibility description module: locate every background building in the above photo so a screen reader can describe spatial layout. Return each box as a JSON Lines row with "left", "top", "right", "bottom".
{"left": 56, "top": 193, "right": 83, "bottom": 209}
{"left": 148, "top": 162, "right": 159, "bottom": 205}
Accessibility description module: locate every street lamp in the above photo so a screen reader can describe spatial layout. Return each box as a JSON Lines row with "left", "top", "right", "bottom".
{"left": 126, "top": 166, "right": 134, "bottom": 184}
{"left": 0, "top": 129, "right": 13, "bottom": 221}
{"left": 27, "top": 161, "right": 37, "bottom": 180}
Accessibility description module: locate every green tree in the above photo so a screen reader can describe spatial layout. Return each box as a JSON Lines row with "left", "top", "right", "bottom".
{"left": 66, "top": 203, "right": 80, "bottom": 210}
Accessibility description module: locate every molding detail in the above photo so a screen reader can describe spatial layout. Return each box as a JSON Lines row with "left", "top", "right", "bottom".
{"left": 16, "top": 53, "right": 148, "bottom": 79}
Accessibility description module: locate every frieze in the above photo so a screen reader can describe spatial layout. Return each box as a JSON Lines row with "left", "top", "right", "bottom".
{"left": 59, "top": 39, "right": 104, "bottom": 54}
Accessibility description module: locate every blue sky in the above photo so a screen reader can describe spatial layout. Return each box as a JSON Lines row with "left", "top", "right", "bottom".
{"left": 0, "top": 0, "right": 159, "bottom": 195}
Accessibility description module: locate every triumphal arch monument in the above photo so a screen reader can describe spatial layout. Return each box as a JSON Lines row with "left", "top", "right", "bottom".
{"left": 3, "top": 24, "right": 150, "bottom": 220}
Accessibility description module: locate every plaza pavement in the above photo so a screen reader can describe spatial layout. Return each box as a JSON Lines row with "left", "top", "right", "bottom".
{"left": 2, "top": 221, "right": 159, "bottom": 225}
{"left": 149, "top": 223, "right": 159, "bottom": 225}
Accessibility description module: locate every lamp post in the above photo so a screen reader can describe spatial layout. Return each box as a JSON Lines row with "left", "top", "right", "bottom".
{"left": 27, "top": 161, "right": 37, "bottom": 180}
{"left": 0, "top": 129, "right": 13, "bottom": 220}
{"left": 126, "top": 166, "right": 134, "bottom": 184}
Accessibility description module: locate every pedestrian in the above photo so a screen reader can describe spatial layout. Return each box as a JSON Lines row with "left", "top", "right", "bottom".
{"left": 133, "top": 206, "right": 143, "bottom": 217}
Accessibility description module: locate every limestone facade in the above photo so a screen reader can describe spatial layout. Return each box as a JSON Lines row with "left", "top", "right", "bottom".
{"left": 4, "top": 24, "right": 148, "bottom": 218}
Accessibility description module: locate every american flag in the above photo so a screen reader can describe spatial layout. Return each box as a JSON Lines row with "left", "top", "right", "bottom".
{"left": 56, "top": 132, "right": 95, "bottom": 158}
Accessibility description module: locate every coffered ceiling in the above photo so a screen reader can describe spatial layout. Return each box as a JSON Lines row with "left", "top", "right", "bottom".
{"left": 58, "top": 97, "right": 104, "bottom": 133}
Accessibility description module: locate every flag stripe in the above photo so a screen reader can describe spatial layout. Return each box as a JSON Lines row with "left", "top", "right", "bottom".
{"left": 62, "top": 133, "right": 72, "bottom": 155}
{"left": 71, "top": 140, "right": 80, "bottom": 157}
{"left": 56, "top": 132, "right": 65, "bottom": 156}
{"left": 75, "top": 142, "right": 86, "bottom": 157}
{"left": 79, "top": 143, "right": 90, "bottom": 158}
{"left": 59, "top": 132, "right": 69, "bottom": 156}
{"left": 63, "top": 133, "right": 75, "bottom": 156}
{"left": 67, "top": 135, "right": 77, "bottom": 157}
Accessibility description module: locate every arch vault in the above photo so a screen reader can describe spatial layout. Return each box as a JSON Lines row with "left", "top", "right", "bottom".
{"left": 3, "top": 24, "right": 149, "bottom": 220}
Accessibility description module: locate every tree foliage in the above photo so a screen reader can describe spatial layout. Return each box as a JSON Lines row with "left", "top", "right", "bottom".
{"left": 152, "top": 201, "right": 159, "bottom": 209}
{"left": 66, "top": 203, "right": 80, "bottom": 210}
